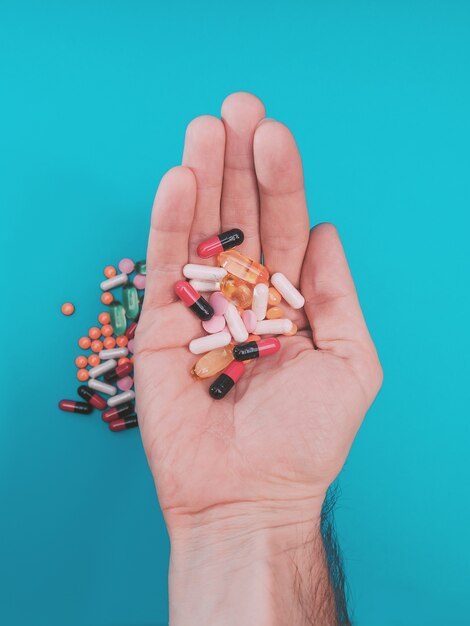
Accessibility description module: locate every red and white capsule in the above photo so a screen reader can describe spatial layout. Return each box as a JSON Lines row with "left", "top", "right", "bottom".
{"left": 197, "top": 229, "right": 244, "bottom": 259}
{"left": 175, "top": 281, "right": 214, "bottom": 321}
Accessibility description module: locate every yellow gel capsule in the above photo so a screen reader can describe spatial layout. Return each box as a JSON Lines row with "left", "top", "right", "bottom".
{"left": 220, "top": 275, "right": 253, "bottom": 309}
{"left": 268, "top": 287, "right": 282, "bottom": 306}
{"left": 191, "top": 345, "right": 234, "bottom": 379}
{"left": 266, "top": 306, "right": 283, "bottom": 319}
{"left": 218, "top": 250, "right": 269, "bottom": 285}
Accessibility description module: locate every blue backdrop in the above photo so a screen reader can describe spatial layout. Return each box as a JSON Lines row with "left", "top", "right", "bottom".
{"left": 2, "top": 1, "right": 469, "bottom": 625}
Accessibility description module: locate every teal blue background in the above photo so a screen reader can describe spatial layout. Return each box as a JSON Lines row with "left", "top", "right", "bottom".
{"left": 1, "top": 1, "right": 469, "bottom": 624}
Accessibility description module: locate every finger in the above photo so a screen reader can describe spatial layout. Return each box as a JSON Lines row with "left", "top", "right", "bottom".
{"left": 144, "top": 166, "right": 196, "bottom": 309}
{"left": 182, "top": 115, "right": 225, "bottom": 262}
{"left": 254, "top": 119, "right": 310, "bottom": 285}
{"left": 220, "top": 92, "right": 265, "bottom": 260}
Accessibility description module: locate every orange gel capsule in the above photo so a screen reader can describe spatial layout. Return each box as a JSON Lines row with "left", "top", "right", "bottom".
{"left": 88, "top": 327, "right": 101, "bottom": 340}
{"left": 75, "top": 356, "right": 88, "bottom": 368}
{"left": 88, "top": 354, "right": 100, "bottom": 367}
{"left": 104, "top": 266, "right": 117, "bottom": 278}
{"left": 268, "top": 287, "right": 282, "bottom": 306}
{"left": 101, "top": 292, "right": 113, "bottom": 305}
{"left": 77, "top": 368, "right": 89, "bottom": 381}
{"left": 220, "top": 275, "right": 253, "bottom": 309}
{"left": 91, "top": 340, "right": 103, "bottom": 353}
{"left": 266, "top": 306, "right": 283, "bottom": 320}
{"left": 103, "top": 337, "right": 116, "bottom": 349}
{"left": 283, "top": 322, "right": 298, "bottom": 336}
{"left": 61, "top": 302, "right": 75, "bottom": 316}
{"left": 191, "top": 345, "right": 234, "bottom": 379}
{"left": 116, "top": 335, "right": 128, "bottom": 347}
{"left": 98, "top": 311, "right": 110, "bottom": 325}
{"left": 218, "top": 251, "right": 269, "bottom": 285}
{"left": 78, "top": 336, "right": 91, "bottom": 349}
{"left": 101, "top": 324, "right": 113, "bottom": 337}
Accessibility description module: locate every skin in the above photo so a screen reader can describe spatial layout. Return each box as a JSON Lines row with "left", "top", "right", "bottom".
{"left": 134, "top": 92, "right": 383, "bottom": 625}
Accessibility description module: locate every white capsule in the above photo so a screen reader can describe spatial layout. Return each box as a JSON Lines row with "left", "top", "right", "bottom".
{"left": 100, "top": 273, "right": 128, "bottom": 291}
{"left": 89, "top": 359, "right": 117, "bottom": 378}
{"left": 189, "top": 279, "right": 221, "bottom": 292}
{"left": 99, "top": 347, "right": 128, "bottom": 360}
{"left": 88, "top": 378, "right": 117, "bottom": 396}
{"left": 271, "top": 273, "right": 305, "bottom": 309}
{"left": 224, "top": 303, "right": 249, "bottom": 342}
{"left": 252, "top": 283, "right": 269, "bottom": 321}
{"left": 107, "top": 390, "right": 135, "bottom": 407}
{"left": 183, "top": 264, "right": 227, "bottom": 281}
{"left": 189, "top": 331, "right": 231, "bottom": 355}
{"left": 255, "top": 319, "right": 293, "bottom": 335}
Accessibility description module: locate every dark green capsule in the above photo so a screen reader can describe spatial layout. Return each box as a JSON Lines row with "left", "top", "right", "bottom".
{"left": 135, "top": 259, "right": 146, "bottom": 275}
{"left": 123, "top": 284, "right": 139, "bottom": 319}
{"left": 109, "top": 301, "right": 127, "bottom": 336}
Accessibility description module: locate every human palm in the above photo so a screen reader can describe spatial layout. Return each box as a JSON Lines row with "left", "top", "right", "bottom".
{"left": 135, "top": 93, "right": 382, "bottom": 529}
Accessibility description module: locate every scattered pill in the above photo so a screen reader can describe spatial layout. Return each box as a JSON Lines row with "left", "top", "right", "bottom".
{"left": 175, "top": 281, "right": 214, "bottom": 321}
{"left": 183, "top": 264, "right": 227, "bottom": 281}
{"left": 91, "top": 340, "right": 104, "bottom": 353}
{"left": 209, "top": 361, "right": 245, "bottom": 400}
{"left": 100, "top": 324, "right": 113, "bottom": 337}
{"left": 87, "top": 354, "right": 100, "bottom": 367}
{"left": 209, "top": 292, "right": 229, "bottom": 316}
{"left": 127, "top": 339, "right": 135, "bottom": 353}
{"left": 116, "top": 335, "right": 128, "bottom": 347}
{"left": 100, "top": 273, "right": 128, "bottom": 291}
{"left": 59, "top": 399, "right": 92, "bottom": 414}
{"left": 220, "top": 274, "right": 253, "bottom": 308}
{"left": 77, "top": 368, "right": 89, "bottom": 382}
{"left": 202, "top": 315, "right": 226, "bottom": 334}
{"left": 191, "top": 346, "right": 234, "bottom": 379}
{"left": 78, "top": 336, "right": 91, "bottom": 349}
{"left": 101, "top": 292, "right": 114, "bottom": 305}
{"left": 133, "top": 274, "right": 146, "bottom": 290}
{"left": 77, "top": 385, "right": 107, "bottom": 410}
{"left": 242, "top": 310, "right": 257, "bottom": 333}
{"left": 109, "top": 413, "right": 138, "bottom": 432}
{"left": 102, "top": 402, "right": 135, "bottom": 422}
{"left": 218, "top": 250, "right": 269, "bottom": 285}
{"left": 107, "top": 390, "right": 135, "bottom": 407}
{"left": 252, "top": 283, "right": 269, "bottom": 321}
{"left": 122, "top": 284, "right": 139, "bottom": 319}
{"left": 117, "top": 376, "right": 134, "bottom": 392}
{"left": 197, "top": 228, "right": 244, "bottom": 259}
{"left": 266, "top": 306, "right": 283, "bottom": 320}
{"left": 109, "top": 301, "right": 127, "bottom": 336}
{"left": 271, "top": 273, "right": 305, "bottom": 309}
{"left": 99, "top": 347, "right": 128, "bottom": 360}
{"left": 268, "top": 287, "right": 282, "bottom": 306}
{"left": 103, "top": 336, "right": 116, "bottom": 349}
{"left": 88, "top": 326, "right": 101, "bottom": 340}
{"left": 125, "top": 319, "right": 138, "bottom": 339}
{"left": 75, "top": 356, "right": 88, "bottom": 368}
{"left": 89, "top": 358, "right": 118, "bottom": 378}
{"left": 98, "top": 311, "right": 110, "bottom": 325}
{"left": 104, "top": 266, "right": 117, "bottom": 278}
{"left": 255, "top": 319, "right": 293, "bottom": 335}
{"left": 189, "top": 330, "right": 231, "bottom": 355}
{"left": 119, "top": 258, "right": 135, "bottom": 274}
{"left": 189, "top": 279, "right": 221, "bottom": 292}
{"left": 118, "top": 357, "right": 130, "bottom": 366}
{"left": 233, "top": 337, "right": 281, "bottom": 362}
{"left": 61, "top": 302, "right": 75, "bottom": 316}
{"left": 104, "top": 361, "right": 133, "bottom": 383}
{"left": 224, "top": 303, "right": 249, "bottom": 343}
{"left": 88, "top": 378, "right": 117, "bottom": 396}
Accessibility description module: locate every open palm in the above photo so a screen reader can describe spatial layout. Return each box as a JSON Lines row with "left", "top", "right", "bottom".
{"left": 134, "top": 93, "right": 382, "bottom": 529}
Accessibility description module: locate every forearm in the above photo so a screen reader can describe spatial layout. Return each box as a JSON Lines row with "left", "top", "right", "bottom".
{"left": 167, "top": 499, "right": 339, "bottom": 626}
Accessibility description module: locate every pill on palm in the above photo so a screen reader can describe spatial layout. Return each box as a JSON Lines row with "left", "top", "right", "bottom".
{"left": 266, "top": 306, "right": 283, "bottom": 319}
{"left": 183, "top": 264, "right": 227, "bottom": 281}
{"left": 268, "top": 287, "right": 282, "bottom": 306}
{"left": 224, "top": 303, "right": 249, "bottom": 343}
{"left": 189, "top": 330, "right": 231, "bottom": 355}
{"left": 242, "top": 310, "right": 257, "bottom": 333}
{"left": 202, "top": 315, "right": 226, "bottom": 334}
{"left": 209, "top": 292, "right": 228, "bottom": 316}
{"left": 252, "top": 283, "right": 269, "bottom": 321}
{"left": 271, "top": 273, "right": 305, "bottom": 309}
{"left": 189, "top": 279, "right": 221, "bottom": 292}
{"left": 119, "top": 258, "right": 135, "bottom": 273}
{"left": 255, "top": 319, "right": 293, "bottom": 335}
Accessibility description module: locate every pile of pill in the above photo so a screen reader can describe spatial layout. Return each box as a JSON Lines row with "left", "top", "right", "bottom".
{"left": 178, "top": 229, "right": 305, "bottom": 398}
{"left": 58, "top": 258, "right": 146, "bottom": 432}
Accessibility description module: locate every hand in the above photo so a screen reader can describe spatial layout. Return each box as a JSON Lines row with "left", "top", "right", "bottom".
{"left": 135, "top": 92, "right": 382, "bottom": 625}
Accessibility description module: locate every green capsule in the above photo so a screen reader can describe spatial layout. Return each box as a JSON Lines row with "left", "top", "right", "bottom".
{"left": 123, "top": 284, "right": 139, "bottom": 319}
{"left": 109, "top": 301, "right": 127, "bottom": 336}
{"left": 135, "top": 259, "right": 146, "bottom": 275}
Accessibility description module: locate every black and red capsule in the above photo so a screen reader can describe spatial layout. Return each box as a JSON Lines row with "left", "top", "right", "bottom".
{"left": 101, "top": 402, "right": 135, "bottom": 423}
{"left": 104, "top": 361, "right": 134, "bottom": 383}
{"left": 175, "top": 281, "right": 214, "bottom": 321}
{"left": 197, "top": 229, "right": 244, "bottom": 259}
{"left": 109, "top": 413, "right": 138, "bottom": 432}
{"left": 77, "top": 385, "right": 107, "bottom": 410}
{"left": 59, "top": 399, "right": 92, "bottom": 414}
{"left": 209, "top": 361, "right": 245, "bottom": 400}
{"left": 233, "top": 337, "right": 281, "bottom": 362}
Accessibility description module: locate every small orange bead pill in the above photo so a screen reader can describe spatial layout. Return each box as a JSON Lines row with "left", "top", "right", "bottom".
{"left": 118, "top": 357, "right": 130, "bottom": 366}
{"left": 101, "top": 292, "right": 113, "bottom": 305}
{"left": 266, "top": 306, "right": 283, "bottom": 320}
{"left": 91, "top": 340, "right": 103, "bottom": 353}
{"left": 104, "top": 266, "right": 117, "bottom": 278}
{"left": 116, "top": 335, "right": 128, "bottom": 347}
{"left": 283, "top": 322, "right": 298, "bottom": 336}
{"left": 61, "top": 302, "right": 75, "bottom": 316}
{"left": 75, "top": 356, "right": 88, "bottom": 368}
{"left": 101, "top": 324, "right": 113, "bottom": 337}
{"left": 103, "top": 337, "right": 116, "bottom": 349}
{"left": 88, "top": 354, "right": 101, "bottom": 367}
{"left": 77, "top": 368, "right": 89, "bottom": 382}
{"left": 268, "top": 287, "right": 282, "bottom": 306}
{"left": 98, "top": 312, "right": 110, "bottom": 325}
{"left": 78, "top": 336, "right": 91, "bottom": 349}
{"left": 88, "top": 326, "right": 101, "bottom": 340}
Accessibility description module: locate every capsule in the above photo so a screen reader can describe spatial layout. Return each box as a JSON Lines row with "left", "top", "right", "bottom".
{"left": 102, "top": 401, "right": 135, "bottom": 422}
{"left": 77, "top": 385, "right": 107, "bottom": 410}
{"left": 233, "top": 338, "right": 281, "bottom": 362}
{"left": 109, "top": 301, "right": 127, "bottom": 336}
{"left": 123, "top": 284, "right": 139, "bottom": 319}
{"left": 242, "top": 310, "right": 257, "bottom": 333}
{"left": 189, "top": 330, "right": 232, "bottom": 355}
{"left": 255, "top": 319, "right": 293, "bottom": 335}
{"left": 209, "top": 361, "right": 245, "bottom": 400}
{"left": 59, "top": 400, "right": 92, "bottom": 414}
{"left": 189, "top": 279, "right": 221, "bottom": 292}
{"left": 220, "top": 274, "right": 253, "bottom": 309}
{"left": 183, "top": 264, "right": 227, "bottom": 281}
{"left": 174, "top": 281, "right": 214, "bottom": 321}
{"left": 107, "top": 390, "right": 135, "bottom": 407}
{"left": 224, "top": 303, "right": 249, "bottom": 343}
{"left": 125, "top": 314, "right": 139, "bottom": 339}
{"left": 252, "top": 283, "right": 269, "bottom": 321}
{"left": 218, "top": 250, "right": 269, "bottom": 285}
{"left": 270, "top": 273, "right": 305, "bottom": 309}
{"left": 99, "top": 347, "right": 128, "bottom": 360}
{"left": 100, "top": 273, "right": 128, "bottom": 291}
{"left": 109, "top": 413, "right": 139, "bottom": 432}
{"left": 89, "top": 358, "right": 117, "bottom": 379}
{"left": 197, "top": 228, "right": 244, "bottom": 259}
{"left": 135, "top": 260, "right": 146, "bottom": 275}
{"left": 104, "top": 361, "right": 134, "bottom": 382}
{"left": 191, "top": 345, "right": 234, "bottom": 379}
{"left": 88, "top": 378, "right": 117, "bottom": 396}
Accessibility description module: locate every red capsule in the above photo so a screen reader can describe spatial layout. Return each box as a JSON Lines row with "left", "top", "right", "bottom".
{"left": 77, "top": 385, "right": 107, "bottom": 410}
{"left": 109, "top": 413, "right": 138, "bottom": 432}
{"left": 59, "top": 400, "right": 92, "bottom": 414}
{"left": 197, "top": 229, "right": 244, "bottom": 259}
{"left": 101, "top": 402, "right": 135, "bottom": 422}
{"left": 126, "top": 320, "right": 138, "bottom": 339}
{"left": 174, "top": 281, "right": 214, "bottom": 321}
{"left": 103, "top": 361, "right": 134, "bottom": 383}
{"left": 209, "top": 361, "right": 245, "bottom": 400}
{"left": 233, "top": 337, "right": 281, "bottom": 362}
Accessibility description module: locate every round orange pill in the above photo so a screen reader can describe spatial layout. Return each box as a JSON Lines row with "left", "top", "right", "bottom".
{"left": 61, "top": 302, "right": 75, "bottom": 316}
{"left": 116, "top": 335, "right": 128, "bottom": 347}
{"left": 78, "top": 336, "right": 91, "bottom": 349}
{"left": 75, "top": 355, "right": 88, "bottom": 368}
{"left": 266, "top": 306, "right": 283, "bottom": 320}
{"left": 268, "top": 287, "right": 282, "bottom": 306}
{"left": 104, "top": 266, "right": 117, "bottom": 278}
{"left": 88, "top": 354, "right": 100, "bottom": 367}
{"left": 98, "top": 312, "right": 110, "bottom": 325}
{"left": 101, "top": 292, "right": 113, "bottom": 305}
{"left": 77, "top": 368, "right": 89, "bottom": 382}
{"left": 103, "top": 337, "right": 116, "bottom": 349}
{"left": 118, "top": 357, "right": 130, "bottom": 366}
{"left": 88, "top": 326, "right": 101, "bottom": 340}
{"left": 101, "top": 324, "right": 113, "bottom": 337}
{"left": 283, "top": 322, "right": 298, "bottom": 337}
{"left": 91, "top": 340, "right": 103, "bottom": 353}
